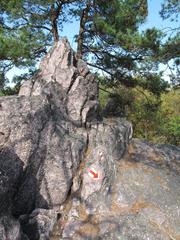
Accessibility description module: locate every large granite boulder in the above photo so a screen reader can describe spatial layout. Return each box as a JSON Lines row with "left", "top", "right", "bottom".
{"left": 0, "top": 38, "right": 179, "bottom": 240}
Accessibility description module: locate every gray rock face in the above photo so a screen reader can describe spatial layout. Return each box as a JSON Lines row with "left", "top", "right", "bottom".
{"left": 0, "top": 38, "right": 179, "bottom": 240}
{"left": 59, "top": 139, "right": 180, "bottom": 240}
{"left": 81, "top": 118, "right": 132, "bottom": 201}
{"left": 20, "top": 209, "right": 57, "bottom": 240}
{"left": 0, "top": 214, "right": 29, "bottom": 240}
{"left": 0, "top": 147, "right": 24, "bottom": 214}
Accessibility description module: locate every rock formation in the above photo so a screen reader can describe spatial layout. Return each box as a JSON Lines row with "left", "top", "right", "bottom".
{"left": 0, "top": 38, "right": 179, "bottom": 240}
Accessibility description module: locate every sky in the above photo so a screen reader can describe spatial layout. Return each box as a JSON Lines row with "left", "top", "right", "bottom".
{"left": 141, "top": 0, "right": 176, "bottom": 29}
{"left": 59, "top": 0, "right": 179, "bottom": 45}
{"left": 6, "top": 0, "right": 179, "bottom": 83}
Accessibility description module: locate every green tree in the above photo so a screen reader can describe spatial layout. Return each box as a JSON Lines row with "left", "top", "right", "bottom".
{"left": 0, "top": 0, "right": 76, "bottom": 92}
{"left": 0, "top": 0, "right": 179, "bottom": 95}
{"left": 159, "top": 0, "right": 180, "bottom": 86}
{"left": 74, "top": 0, "right": 170, "bottom": 95}
{"left": 99, "top": 86, "right": 180, "bottom": 145}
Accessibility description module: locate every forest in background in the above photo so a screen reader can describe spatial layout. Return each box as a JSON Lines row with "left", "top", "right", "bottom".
{"left": 0, "top": 0, "right": 179, "bottom": 145}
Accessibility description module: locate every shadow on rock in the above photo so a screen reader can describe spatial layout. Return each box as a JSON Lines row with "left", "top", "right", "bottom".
{"left": 0, "top": 147, "right": 54, "bottom": 240}
{"left": 0, "top": 147, "right": 24, "bottom": 215}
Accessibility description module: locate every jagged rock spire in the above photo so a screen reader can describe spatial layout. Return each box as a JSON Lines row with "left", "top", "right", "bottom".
{"left": 19, "top": 38, "right": 100, "bottom": 124}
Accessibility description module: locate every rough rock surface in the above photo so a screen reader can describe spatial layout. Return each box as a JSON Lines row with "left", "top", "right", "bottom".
{"left": 0, "top": 38, "right": 179, "bottom": 240}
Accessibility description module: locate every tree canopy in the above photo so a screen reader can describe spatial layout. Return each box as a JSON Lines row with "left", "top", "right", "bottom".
{"left": 0, "top": 0, "right": 179, "bottom": 94}
{"left": 75, "top": 0, "right": 170, "bottom": 94}
{"left": 0, "top": 0, "right": 76, "bottom": 89}
{"left": 160, "top": 0, "right": 180, "bottom": 21}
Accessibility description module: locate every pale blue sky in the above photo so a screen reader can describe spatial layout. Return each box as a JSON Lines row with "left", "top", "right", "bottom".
{"left": 7, "top": 0, "right": 179, "bottom": 82}
{"left": 61, "top": 0, "right": 179, "bottom": 44}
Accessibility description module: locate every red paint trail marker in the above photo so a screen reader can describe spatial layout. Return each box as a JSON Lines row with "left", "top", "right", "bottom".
{"left": 89, "top": 169, "right": 98, "bottom": 179}
{"left": 88, "top": 168, "right": 99, "bottom": 180}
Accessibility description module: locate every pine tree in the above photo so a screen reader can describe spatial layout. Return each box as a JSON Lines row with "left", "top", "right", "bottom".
{"left": 0, "top": 0, "right": 76, "bottom": 92}
{"left": 159, "top": 0, "right": 180, "bottom": 86}
{"left": 74, "top": 0, "right": 171, "bottom": 94}
{"left": 0, "top": 0, "right": 179, "bottom": 94}
{"left": 160, "top": 0, "right": 180, "bottom": 21}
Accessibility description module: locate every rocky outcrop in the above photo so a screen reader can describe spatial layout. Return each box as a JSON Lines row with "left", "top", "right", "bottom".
{"left": 0, "top": 38, "right": 179, "bottom": 240}
{"left": 52, "top": 138, "right": 180, "bottom": 240}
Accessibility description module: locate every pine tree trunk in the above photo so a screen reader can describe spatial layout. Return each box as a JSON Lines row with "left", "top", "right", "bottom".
{"left": 76, "top": 4, "right": 90, "bottom": 59}
{"left": 52, "top": 19, "right": 59, "bottom": 42}
{"left": 50, "top": 4, "right": 61, "bottom": 43}
{"left": 76, "top": 25, "right": 84, "bottom": 59}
